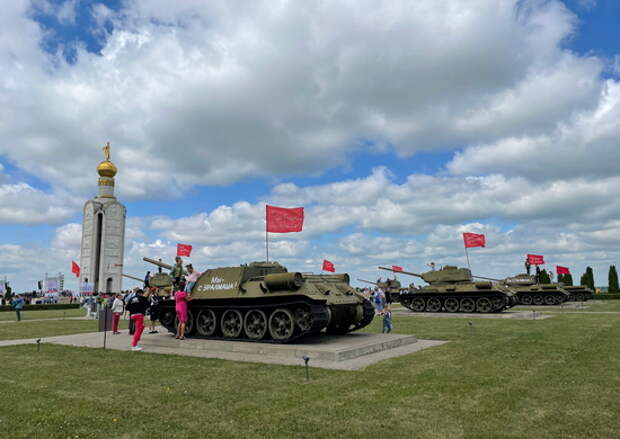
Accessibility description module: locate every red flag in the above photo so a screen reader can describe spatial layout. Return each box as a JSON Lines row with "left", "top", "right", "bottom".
{"left": 177, "top": 243, "right": 193, "bottom": 257}
{"left": 556, "top": 265, "right": 570, "bottom": 275}
{"left": 463, "top": 233, "right": 486, "bottom": 248}
{"left": 322, "top": 259, "right": 335, "bottom": 272}
{"left": 392, "top": 265, "right": 403, "bottom": 272}
{"left": 266, "top": 205, "right": 304, "bottom": 233}
{"left": 527, "top": 254, "right": 545, "bottom": 265}
{"left": 71, "top": 261, "right": 80, "bottom": 278}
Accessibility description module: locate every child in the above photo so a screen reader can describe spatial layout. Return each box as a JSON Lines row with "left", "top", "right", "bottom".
{"left": 382, "top": 305, "right": 393, "bottom": 334}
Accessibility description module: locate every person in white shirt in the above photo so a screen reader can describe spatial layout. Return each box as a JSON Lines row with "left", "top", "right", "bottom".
{"left": 111, "top": 293, "right": 124, "bottom": 334}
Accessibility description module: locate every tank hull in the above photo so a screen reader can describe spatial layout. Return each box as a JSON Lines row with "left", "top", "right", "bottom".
{"left": 157, "top": 295, "right": 375, "bottom": 343}
{"left": 398, "top": 290, "right": 516, "bottom": 313}
{"left": 562, "top": 286, "right": 594, "bottom": 302}
{"left": 512, "top": 288, "right": 570, "bottom": 305}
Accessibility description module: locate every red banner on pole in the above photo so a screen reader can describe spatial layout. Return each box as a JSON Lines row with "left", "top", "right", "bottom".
{"left": 391, "top": 265, "right": 403, "bottom": 272}
{"left": 266, "top": 205, "right": 304, "bottom": 233}
{"left": 322, "top": 260, "right": 335, "bottom": 272}
{"left": 177, "top": 243, "right": 193, "bottom": 257}
{"left": 527, "top": 254, "right": 545, "bottom": 265}
{"left": 71, "top": 261, "right": 80, "bottom": 278}
{"left": 463, "top": 233, "right": 486, "bottom": 248}
{"left": 556, "top": 265, "right": 570, "bottom": 275}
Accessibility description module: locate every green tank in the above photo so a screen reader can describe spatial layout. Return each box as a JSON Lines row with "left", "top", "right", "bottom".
{"left": 501, "top": 274, "right": 570, "bottom": 305}
{"left": 378, "top": 265, "right": 516, "bottom": 313}
{"left": 143, "top": 258, "right": 374, "bottom": 342}
{"left": 562, "top": 285, "right": 594, "bottom": 302}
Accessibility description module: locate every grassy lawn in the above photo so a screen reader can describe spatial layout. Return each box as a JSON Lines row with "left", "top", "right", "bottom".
{"left": 1, "top": 310, "right": 619, "bottom": 438}
{"left": 0, "top": 307, "right": 86, "bottom": 322}
{"left": 0, "top": 319, "right": 129, "bottom": 341}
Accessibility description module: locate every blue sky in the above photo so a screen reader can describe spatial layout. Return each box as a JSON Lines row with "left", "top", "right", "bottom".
{"left": 1, "top": 0, "right": 619, "bottom": 291}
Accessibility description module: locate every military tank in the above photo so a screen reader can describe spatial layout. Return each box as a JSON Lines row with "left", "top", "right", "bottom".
{"left": 562, "top": 285, "right": 594, "bottom": 302}
{"left": 500, "top": 274, "right": 570, "bottom": 305}
{"left": 378, "top": 266, "right": 516, "bottom": 313}
{"left": 356, "top": 278, "right": 402, "bottom": 303}
{"left": 142, "top": 258, "right": 374, "bottom": 343}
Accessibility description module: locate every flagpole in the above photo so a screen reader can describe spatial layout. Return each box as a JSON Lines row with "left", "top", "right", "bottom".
{"left": 464, "top": 246, "right": 471, "bottom": 270}
{"left": 265, "top": 228, "right": 269, "bottom": 262}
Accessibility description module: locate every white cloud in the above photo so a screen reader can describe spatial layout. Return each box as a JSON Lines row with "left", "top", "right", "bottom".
{"left": 0, "top": 183, "right": 78, "bottom": 224}
{"left": 0, "top": 0, "right": 613, "bottom": 199}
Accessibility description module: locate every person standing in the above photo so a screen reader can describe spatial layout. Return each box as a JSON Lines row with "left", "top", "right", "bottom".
{"left": 147, "top": 288, "right": 160, "bottom": 334}
{"left": 111, "top": 293, "right": 124, "bottom": 335}
{"left": 11, "top": 294, "right": 25, "bottom": 322}
{"left": 126, "top": 289, "right": 150, "bottom": 351}
{"left": 382, "top": 305, "right": 393, "bottom": 333}
{"left": 525, "top": 258, "right": 531, "bottom": 275}
{"left": 144, "top": 271, "right": 151, "bottom": 289}
{"left": 170, "top": 257, "right": 184, "bottom": 291}
{"left": 175, "top": 288, "right": 193, "bottom": 340}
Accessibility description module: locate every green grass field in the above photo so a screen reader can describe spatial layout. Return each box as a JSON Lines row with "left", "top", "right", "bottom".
{"left": 0, "top": 307, "right": 619, "bottom": 438}
{"left": 0, "top": 307, "right": 85, "bottom": 322}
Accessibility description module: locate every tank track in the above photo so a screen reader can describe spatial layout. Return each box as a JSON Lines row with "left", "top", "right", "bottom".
{"left": 156, "top": 296, "right": 373, "bottom": 343}
{"left": 399, "top": 292, "right": 515, "bottom": 313}
{"left": 516, "top": 292, "right": 569, "bottom": 306}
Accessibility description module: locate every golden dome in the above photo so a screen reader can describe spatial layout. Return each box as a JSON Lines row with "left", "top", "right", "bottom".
{"left": 97, "top": 160, "right": 118, "bottom": 178}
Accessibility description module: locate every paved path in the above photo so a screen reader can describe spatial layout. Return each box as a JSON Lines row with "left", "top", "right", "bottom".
{"left": 0, "top": 329, "right": 447, "bottom": 370}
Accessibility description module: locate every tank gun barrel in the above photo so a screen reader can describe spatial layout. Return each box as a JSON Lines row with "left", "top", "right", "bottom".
{"left": 143, "top": 257, "right": 188, "bottom": 275}
{"left": 472, "top": 275, "right": 502, "bottom": 282}
{"left": 356, "top": 279, "right": 378, "bottom": 286}
{"left": 143, "top": 257, "right": 173, "bottom": 270}
{"left": 122, "top": 273, "right": 144, "bottom": 282}
{"left": 378, "top": 266, "right": 422, "bottom": 278}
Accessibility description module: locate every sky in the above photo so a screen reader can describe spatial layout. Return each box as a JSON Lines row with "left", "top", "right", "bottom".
{"left": 1, "top": 0, "right": 619, "bottom": 292}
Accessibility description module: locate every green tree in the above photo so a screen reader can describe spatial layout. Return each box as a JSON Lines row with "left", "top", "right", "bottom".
{"left": 563, "top": 273, "right": 573, "bottom": 286}
{"left": 609, "top": 265, "right": 619, "bottom": 294}
{"left": 584, "top": 266, "right": 595, "bottom": 291}
{"left": 539, "top": 269, "right": 551, "bottom": 284}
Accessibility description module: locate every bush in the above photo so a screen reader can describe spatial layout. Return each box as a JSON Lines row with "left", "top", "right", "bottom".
{"left": 0, "top": 303, "right": 80, "bottom": 312}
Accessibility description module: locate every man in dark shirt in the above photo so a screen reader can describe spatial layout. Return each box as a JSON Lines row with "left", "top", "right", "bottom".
{"left": 126, "top": 289, "right": 149, "bottom": 351}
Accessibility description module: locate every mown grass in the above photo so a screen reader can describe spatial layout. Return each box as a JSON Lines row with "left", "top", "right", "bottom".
{"left": 0, "top": 308, "right": 619, "bottom": 438}
{"left": 0, "top": 307, "right": 86, "bottom": 322}
{"left": 0, "top": 319, "right": 128, "bottom": 341}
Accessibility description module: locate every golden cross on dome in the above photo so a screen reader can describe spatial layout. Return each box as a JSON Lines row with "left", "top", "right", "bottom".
{"left": 102, "top": 142, "right": 111, "bottom": 161}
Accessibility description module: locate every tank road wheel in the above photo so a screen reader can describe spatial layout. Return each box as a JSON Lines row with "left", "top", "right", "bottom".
{"left": 520, "top": 295, "right": 532, "bottom": 305}
{"left": 411, "top": 297, "right": 426, "bottom": 312}
{"left": 294, "top": 307, "right": 313, "bottom": 332}
{"left": 221, "top": 309, "right": 243, "bottom": 338}
{"left": 576, "top": 293, "right": 584, "bottom": 302}
{"left": 426, "top": 297, "right": 441, "bottom": 313}
{"left": 243, "top": 309, "right": 267, "bottom": 340}
{"left": 476, "top": 297, "right": 492, "bottom": 313}
{"left": 196, "top": 309, "right": 217, "bottom": 336}
{"left": 533, "top": 295, "right": 544, "bottom": 305}
{"left": 544, "top": 295, "right": 556, "bottom": 305}
{"left": 492, "top": 297, "right": 505, "bottom": 311}
{"left": 159, "top": 308, "right": 175, "bottom": 330}
{"left": 460, "top": 298, "right": 475, "bottom": 313}
{"left": 444, "top": 298, "right": 459, "bottom": 313}
{"left": 268, "top": 308, "right": 295, "bottom": 341}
